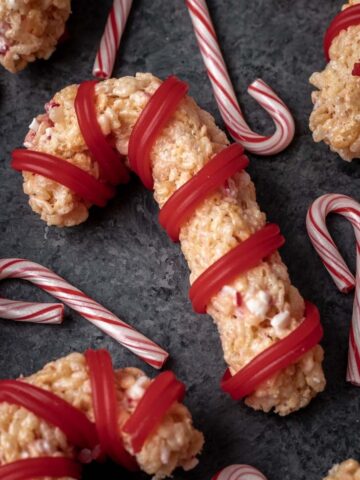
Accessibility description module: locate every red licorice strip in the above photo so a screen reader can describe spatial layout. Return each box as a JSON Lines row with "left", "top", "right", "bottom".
{"left": 122, "top": 371, "right": 185, "bottom": 454}
{"left": 0, "top": 457, "right": 82, "bottom": 480}
{"left": 221, "top": 301, "right": 323, "bottom": 399}
{"left": 11, "top": 149, "right": 115, "bottom": 207}
{"left": 159, "top": 144, "right": 249, "bottom": 241}
{"left": 128, "top": 76, "right": 189, "bottom": 190}
{"left": 189, "top": 224, "right": 285, "bottom": 313}
{"left": 85, "top": 349, "right": 138, "bottom": 471}
{"left": 75, "top": 81, "right": 129, "bottom": 185}
{"left": 352, "top": 62, "right": 360, "bottom": 76}
{"left": 0, "top": 380, "right": 98, "bottom": 451}
{"left": 324, "top": 4, "right": 360, "bottom": 61}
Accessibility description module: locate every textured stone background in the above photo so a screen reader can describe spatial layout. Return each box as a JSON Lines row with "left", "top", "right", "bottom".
{"left": 0, "top": 1, "right": 360, "bottom": 479}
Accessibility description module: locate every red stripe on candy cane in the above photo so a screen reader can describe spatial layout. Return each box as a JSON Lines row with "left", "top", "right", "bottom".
{"left": 0, "top": 258, "right": 168, "bottom": 369}
{"left": 0, "top": 298, "right": 64, "bottom": 324}
{"left": 93, "top": 0, "right": 133, "bottom": 79}
{"left": 306, "top": 194, "right": 360, "bottom": 385}
{"left": 185, "top": 0, "right": 295, "bottom": 155}
{"left": 212, "top": 464, "right": 268, "bottom": 480}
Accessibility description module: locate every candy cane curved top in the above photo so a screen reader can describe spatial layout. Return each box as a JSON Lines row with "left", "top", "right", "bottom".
{"left": 306, "top": 194, "right": 359, "bottom": 293}
{"left": 306, "top": 193, "right": 360, "bottom": 385}
{"left": 0, "top": 258, "right": 168, "bottom": 369}
{"left": 212, "top": 464, "right": 267, "bottom": 480}
{"left": 185, "top": 0, "right": 295, "bottom": 156}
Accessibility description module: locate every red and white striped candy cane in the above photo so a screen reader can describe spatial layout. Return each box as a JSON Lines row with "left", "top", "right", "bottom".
{"left": 306, "top": 194, "right": 360, "bottom": 385}
{"left": 185, "top": 0, "right": 295, "bottom": 155}
{"left": 93, "top": 0, "right": 133, "bottom": 79}
{"left": 0, "top": 258, "right": 168, "bottom": 369}
{"left": 212, "top": 465, "right": 267, "bottom": 480}
{"left": 0, "top": 298, "right": 64, "bottom": 324}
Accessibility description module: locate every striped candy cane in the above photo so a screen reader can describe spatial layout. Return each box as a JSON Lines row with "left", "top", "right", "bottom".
{"left": 212, "top": 465, "right": 267, "bottom": 480}
{"left": 306, "top": 194, "right": 360, "bottom": 385}
{"left": 0, "top": 259, "right": 168, "bottom": 369}
{"left": 93, "top": 0, "right": 133, "bottom": 79}
{"left": 185, "top": 0, "right": 295, "bottom": 155}
{"left": 0, "top": 298, "right": 64, "bottom": 324}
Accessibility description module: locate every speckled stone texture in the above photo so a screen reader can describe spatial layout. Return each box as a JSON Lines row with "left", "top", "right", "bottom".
{"left": 0, "top": 1, "right": 359, "bottom": 479}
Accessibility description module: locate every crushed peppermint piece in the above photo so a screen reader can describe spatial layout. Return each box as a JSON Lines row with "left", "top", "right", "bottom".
{"left": 45, "top": 100, "right": 60, "bottom": 113}
{"left": 160, "top": 445, "right": 170, "bottom": 464}
{"left": 29, "top": 118, "right": 40, "bottom": 132}
{"left": 127, "top": 376, "right": 148, "bottom": 400}
{"left": 271, "top": 311, "right": 290, "bottom": 335}
{"left": 245, "top": 290, "right": 270, "bottom": 317}
{"left": 0, "top": 40, "right": 8, "bottom": 55}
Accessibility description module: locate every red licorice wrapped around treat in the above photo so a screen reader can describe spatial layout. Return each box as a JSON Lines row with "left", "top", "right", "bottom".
{"left": 12, "top": 73, "right": 326, "bottom": 414}
{"left": 0, "top": 350, "right": 203, "bottom": 479}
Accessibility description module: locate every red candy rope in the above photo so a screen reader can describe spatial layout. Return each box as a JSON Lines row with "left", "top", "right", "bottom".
{"left": 324, "top": 4, "right": 360, "bottom": 61}
{"left": 85, "top": 349, "right": 138, "bottom": 471}
{"left": 0, "top": 350, "right": 184, "bottom": 474}
{"left": 0, "top": 380, "right": 98, "bottom": 452}
{"left": 221, "top": 302, "right": 323, "bottom": 399}
{"left": 11, "top": 150, "right": 115, "bottom": 207}
{"left": 12, "top": 80, "right": 130, "bottom": 208}
{"left": 128, "top": 76, "right": 189, "bottom": 189}
{"left": 75, "top": 80, "right": 129, "bottom": 185}
{"left": 0, "top": 458, "right": 82, "bottom": 480}
{"left": 122, "top": 371, "right": 185, "bottom": 453}
{"left": 128, "top": 76, "right": 323, "bottom": 399}
{"left": 159, "top": 144, "right": 249, "bottom": 241}
{"left": 189, "top": 224, "right": 285, "bottom": 313}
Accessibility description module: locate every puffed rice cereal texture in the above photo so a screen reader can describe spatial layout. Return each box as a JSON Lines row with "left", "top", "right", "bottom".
{"left": 0, "top": 0, "right": 71, "bottom": 73}
{"left": 0, "top": 352, "right": 204, "bottom": 479}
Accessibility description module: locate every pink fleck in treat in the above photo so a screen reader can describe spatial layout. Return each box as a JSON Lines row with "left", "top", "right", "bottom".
{"left": 0, "top": 0, "right": 71, "bottom": 73}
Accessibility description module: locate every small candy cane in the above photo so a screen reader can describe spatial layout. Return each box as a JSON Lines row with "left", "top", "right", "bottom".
{"left": 0, "top": 298, "right": 64, "bottom": 324}
{"left": 212, "top": 465, "right": 267, "bottom": 480}
{"left": 306, "top": 194, "right": 360, "bottom": 385}
{"left": 185, "top": 0, "right": 295, "bottom": 155}
{"left": 93, "top": 0, "right": 133, "bottom": 79}
{"left": 0, "top": 259, "right": 168, "bottom": 369}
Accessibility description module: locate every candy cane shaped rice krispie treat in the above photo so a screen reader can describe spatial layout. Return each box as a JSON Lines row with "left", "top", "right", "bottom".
{"left": 0, "top": 0, "right": 71, "bottom": 73}
{"left": 12, "top": 73, "right": 326, "bottom": 415}
{"left": 0, "top": 350, "right": 203, "bottom": 478}
{"left": 309, "top": 1, "right": 360, "bottom": 161}
{"left": 324, "top": 460, "right": 360, "bottom": 480}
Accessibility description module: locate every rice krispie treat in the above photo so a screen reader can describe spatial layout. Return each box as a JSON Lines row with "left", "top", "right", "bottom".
{"left": 0, "top": 0, "right": 71, "bottom": 73}
{"left": 309, "top": 0, "right": 360, "bottom": 161}
{"left": 324, "top": 459, "right": 360, "bottom": 480}
{"left": 0, "top": 351, "right": 203, "bottom": 478}
{"left": 12, "top": 73, "right": 326, "bottom": 415}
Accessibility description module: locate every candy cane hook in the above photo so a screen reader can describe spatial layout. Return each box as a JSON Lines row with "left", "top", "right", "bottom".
{"left": 212, "top": 464, "right": 268, "bottom": 480}
{"left": 0, "top": 258, "right": 168, "bottom": 369}
{"left": 185, "top": 0, "right": 295, "bottom": 155}
{"left": 306, "top": 194, "right": 360, "bottom": 385}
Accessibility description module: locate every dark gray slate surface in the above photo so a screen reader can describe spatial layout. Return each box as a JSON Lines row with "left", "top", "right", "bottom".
{"left": 0, "top": 1, "right": 359, "bottom": 479}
